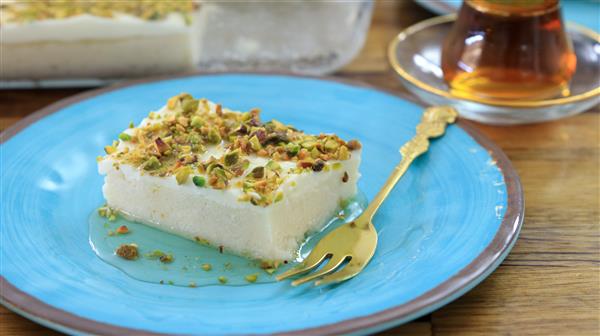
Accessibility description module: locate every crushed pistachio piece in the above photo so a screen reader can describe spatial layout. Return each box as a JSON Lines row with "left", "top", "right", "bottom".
{"left": 175, "top": 166, "right": 192, "bottom": 185}
{"left": 245, "top": 274, "right": 258, "bottom": 283}
{"left": 194, "top": 237, "right": 210, "bottom": 245}
{"left": 115, "top": 244, "right": 138, "bottom": 260}
{"left": 218, "top": 276, "right": 228, "bottom": 284}
{"left": 224, "top": 150, "right": 240, "bottom": 166}
{"left": 191, "top": 116, "right": 203, "bottom": 128}
{"left": 141, "top": 156, "right": 161, "bottom": 171}
{"left": 144, "top": 250, "right": 166, "bottom": 259}
{"left": 188, "top": 282, "right": 197, "bottom": 288}
{"left": 201, "top": 263, "right": 212, "bottom": 271}
{"left": 118, "top": 133, "right": 131, "bottom": 141}
{"left": 192, "top": 175, "right": 206, "bottom": 187}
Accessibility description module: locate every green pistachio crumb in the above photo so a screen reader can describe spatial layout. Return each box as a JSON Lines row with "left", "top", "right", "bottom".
{"left": 332, "top": 162, "right": 342, "bottom": 170}
{"left": 249, "top": 135, "right": 262, "bottom": 151}
{"left": 192, "top": 175, "right": 206, "bottom": 187}
{"left": 119, "top": 133, "right": 131, "bottom": 141}
{"left": 168, "top": 280, "right": 174, "bottom": 285}
{"left": 175, "top": 166, "right": 192, "bottom": 185}
{"left": 274, "top": 192, "right": 284, "bottom": 203}
{"left": 224, "top": 150, "right": 240, "bottom": 166}
{"left": 142, "top": 156, "right": 161, "bottom": 171}
{"left": 301, "top": 140, "right": 316, "bottom": 150}
{"left": 145, "top": 250, "right": 165, "bottom": 259}
{"left": 201, "top": 263, "right": 212, "bottom": 271}
{"left": 129, "top": 121, "right": 135, "bottom": 128}
{"left": 108, "top": 214, "right": 117, "bottom": 222}
{"left": 245, "top": 274, "right": 258, "bottom": 283}
{"left": 182, "top": 99, "right": 199, "bottom": 114}
{"left": 266, "top": 160, "right": 281, "bottom": 171}
{"left": 218, "top": 276, "right": 228, "bottom": 284}
{"left": 324, "top": 139, "right": 339, "bottom": 152}
{"left": 189, "top": 281, "right": 197, "bottom": 288}
{"left": 286, "top": 142, "right": 300, "bottom": 156}
{"left": 191, "top": 116, "right": 203, "bottom": 128}
{"left": 207, "top": 128, "right": 221, "bottom": 144}
{"left": 194, "top": 237, "right": 210, "bottom": 245}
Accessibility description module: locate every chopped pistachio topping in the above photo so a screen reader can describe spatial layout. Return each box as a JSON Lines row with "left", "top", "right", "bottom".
{"left": 2, "top": 1, "right": 194, "bottom": 25}
{"left": 218, "top": 276, "right": 228, "bottom": 284}
{"left": 192, "top": 175, "right": 206, "bottom": 187}
{"left": 98, "top": 205, "right": 119, "bottom": 220}
{"left": 201, "top": 263, "right": 212, "bottom": 271}
{"left": 103, "top": 93, "right": 361, "bottom": 207}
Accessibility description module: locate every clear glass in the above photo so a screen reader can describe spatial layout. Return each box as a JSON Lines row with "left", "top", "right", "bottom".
{"left": 389, "top": 15, "right": 600, "bottom": 125}
{"left": 442, "top": 0, "right": 576, "bottom": 101}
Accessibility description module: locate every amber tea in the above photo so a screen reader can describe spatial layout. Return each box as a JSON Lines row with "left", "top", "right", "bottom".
{"left": 442, "top": 0, "right": 576, "bottom": 100}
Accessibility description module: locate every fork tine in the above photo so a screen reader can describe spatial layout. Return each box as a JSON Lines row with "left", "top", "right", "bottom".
{"left": 275, "top": 253, "right": 329, "bottom": 281}
{"left": 291, "top": 256, "right": 347, "bottom": 286}
{"left": 314, "top": 266, "right": 361, "bottom": 286}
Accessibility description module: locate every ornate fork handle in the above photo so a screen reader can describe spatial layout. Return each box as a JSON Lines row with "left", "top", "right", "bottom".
{"left": 360, "top": 106, "right": 458, "bottom": 225}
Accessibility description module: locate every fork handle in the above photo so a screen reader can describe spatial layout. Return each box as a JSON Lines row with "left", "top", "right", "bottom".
{"left": 360, "top": 106, "right": 458, "bottom": 225}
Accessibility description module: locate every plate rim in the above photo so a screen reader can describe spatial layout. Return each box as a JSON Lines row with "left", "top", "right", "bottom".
{"left": 0, "top": 72, "right": 524, "bottom": 336}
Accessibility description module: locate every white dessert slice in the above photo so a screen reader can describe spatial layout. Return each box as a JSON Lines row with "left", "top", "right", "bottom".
{"left": 0, "top": 1, "right": 197, "bottom": 79}
{"left": 98, "top": 94, "right": 362, "bottom": 261}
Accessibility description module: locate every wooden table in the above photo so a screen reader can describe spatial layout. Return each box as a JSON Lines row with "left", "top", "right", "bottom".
{"left": 1, "top": 1, "right": 598, "bottom": 335}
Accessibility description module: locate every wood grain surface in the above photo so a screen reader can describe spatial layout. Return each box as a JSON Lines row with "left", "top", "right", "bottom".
{"left": 1, "top": 1, "right": 598, "bottom": 335}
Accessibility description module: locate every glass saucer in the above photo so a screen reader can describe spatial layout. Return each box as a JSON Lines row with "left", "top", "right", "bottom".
{"left": 388, "top": 15, "right": 600, "bottom": 125}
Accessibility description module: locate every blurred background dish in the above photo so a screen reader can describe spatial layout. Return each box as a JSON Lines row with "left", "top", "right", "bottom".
{"left": 0, "top": 0, "right": 373, "bottom": 88}
{"left": 388, "top": 15, "right": 600, "bottom": 125}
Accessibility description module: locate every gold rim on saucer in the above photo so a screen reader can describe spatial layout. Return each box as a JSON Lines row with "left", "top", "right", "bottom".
{"left": 388, "top": 14, "right": 600, "bottom": 108}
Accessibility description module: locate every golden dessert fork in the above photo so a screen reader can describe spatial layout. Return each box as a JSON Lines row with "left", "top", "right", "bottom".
{"left": 276, "top": 106, "right": 458, "bottom": 286}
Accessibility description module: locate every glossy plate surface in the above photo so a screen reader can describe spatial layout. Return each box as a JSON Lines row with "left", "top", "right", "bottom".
{"left": 0, "top": 74, "right": 523, "bottom": 335}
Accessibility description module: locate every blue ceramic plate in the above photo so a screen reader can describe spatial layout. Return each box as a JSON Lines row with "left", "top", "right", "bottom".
{"left": 414, "top": 0, "right": 600, "bottom": 32}
{"left": 0, "top": 74, "right": 523, "bottom": 335}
